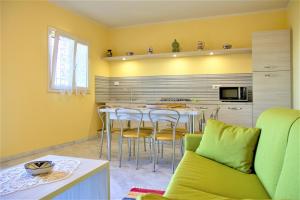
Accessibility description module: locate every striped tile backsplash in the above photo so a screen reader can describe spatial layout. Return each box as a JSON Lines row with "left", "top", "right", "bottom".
{"left": 95, "top": 73, "right": 252, "bottom": 103}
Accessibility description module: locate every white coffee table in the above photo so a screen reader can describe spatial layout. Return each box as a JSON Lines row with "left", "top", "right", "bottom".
{"left": 1, "top": 155, "right": 110, "bottom": 200}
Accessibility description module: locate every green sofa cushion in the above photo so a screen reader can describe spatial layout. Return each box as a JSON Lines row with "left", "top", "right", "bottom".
{"left": 274, "top": 118, "right": 300, "bottom": 200}
{"left": 164, "top": 151, "right": 269, "bottom": 199}
{"left": 195, "top": 119, "right": 260, "bottom": 173}
{"left": 184, "top": 134, "right": 202, "bottom": 151}
{"left": 254, "top": 108, "right": 300, "bottom": 198}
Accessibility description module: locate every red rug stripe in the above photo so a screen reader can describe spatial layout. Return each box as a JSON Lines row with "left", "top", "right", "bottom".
{"left": 130, "top": 187, "right": 165, "bottom": 195}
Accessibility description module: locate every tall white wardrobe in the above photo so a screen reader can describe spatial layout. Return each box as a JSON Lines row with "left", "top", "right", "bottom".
{"left": 252, "top": 30, "right": 291, "bottom": 125}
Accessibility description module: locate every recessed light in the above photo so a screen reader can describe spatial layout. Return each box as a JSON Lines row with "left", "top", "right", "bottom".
{"left": 209, "top": 52, "right": 214, "bottom": 55}
{"left": 173, "top": 54, "right": 177, "bottom": 57}
{"left": 122, "top": 57, "right": 126, "bottom": 60}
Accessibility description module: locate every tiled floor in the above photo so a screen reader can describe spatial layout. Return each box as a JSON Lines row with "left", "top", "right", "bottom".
{"left": 0, "top": 136, "right": 184, "bottom": 199}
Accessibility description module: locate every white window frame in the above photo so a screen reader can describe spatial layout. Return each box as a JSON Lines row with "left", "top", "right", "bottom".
{"left": 47, "top": 27, "right": 89, "bottom": 93}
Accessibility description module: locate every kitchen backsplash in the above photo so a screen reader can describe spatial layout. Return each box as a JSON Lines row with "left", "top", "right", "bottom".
{"left": 95, "top": 73, "right": 252, "bottom": 103}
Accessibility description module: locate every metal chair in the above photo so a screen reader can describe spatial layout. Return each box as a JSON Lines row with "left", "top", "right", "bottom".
{"left": 149, "top": 109, "right": 183, "bottom": 173}
{"left": 196, "top": 106, "right": 220, "bottom": 134}
{"left": 97, "top": 105, "right": 130, "bottom": 159}
{"left": 210, "top": 106, "right": 220, "bottom": 120}
{"left": 115, "top": 108, "right": 153, "bottom": 169}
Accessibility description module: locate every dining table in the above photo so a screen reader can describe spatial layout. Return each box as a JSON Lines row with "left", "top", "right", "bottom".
{"left": 98, "top": 106, "right": 205, "bottom": 160}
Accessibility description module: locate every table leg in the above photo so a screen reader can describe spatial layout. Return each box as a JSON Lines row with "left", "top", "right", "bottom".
{"left": 188, "top": 115, "right": 193, "bottom": 133}
{"left": 106, "top": 112, "right": 111, "bottom": 161}
{"left": 192, "top": 115, "right": 195, "bottom": 134}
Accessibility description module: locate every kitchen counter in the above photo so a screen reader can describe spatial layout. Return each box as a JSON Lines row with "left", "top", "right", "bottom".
{"left": 100, "top": 100, "right": 253, "bottom": 105}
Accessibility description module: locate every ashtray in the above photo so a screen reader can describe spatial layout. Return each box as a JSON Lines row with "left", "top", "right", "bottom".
{"left": 24, "top": 161, "right": 55, "bottom": 176}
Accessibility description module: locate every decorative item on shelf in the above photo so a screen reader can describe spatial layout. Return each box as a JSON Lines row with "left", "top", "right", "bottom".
{"left": 172, "top": 39, "right": 180, "bottom": 52}
{"left": 223, "top": 43, "right": 232, "bottom": 49}
{"left": 197, "top": 41, "right": 205, "bottom": 50}
{"left": 126, "top": 52, "right": 134, "bottom": 56}
{"left": 106, "top": 49, "right": 112, "bottom": 57}
{"left": 147, "top": 47, "right": 153, "bottom": 54}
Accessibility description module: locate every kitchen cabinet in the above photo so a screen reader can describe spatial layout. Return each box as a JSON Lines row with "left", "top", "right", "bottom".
{"left": 252, "top": 30, "right": 290, "bottom": 72}
{"left": 218, "top": 104, "right": 253, "bottom": 127}
{"left": 252, "top": 30, "right": 291, "bottom": 125}
{"left": 253, "top": 71, "right": 291, "bottom": 122}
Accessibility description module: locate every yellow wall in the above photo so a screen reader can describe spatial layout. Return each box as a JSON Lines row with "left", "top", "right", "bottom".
{"left": 288, "top": 0, "right": 300, "bottom": 110}
{"left": 1, "top": 2, "right": 109, "bottom": 158}
{"left": 108, "top": 10, "right": 288, "bottom": 77}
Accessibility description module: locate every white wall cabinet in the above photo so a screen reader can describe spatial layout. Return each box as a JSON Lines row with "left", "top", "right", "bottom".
{"left": 252, "top": 30, "right": 291, "bottom": 125}
{"left": 252, "top": 30, "right": 290, "bottom": 72}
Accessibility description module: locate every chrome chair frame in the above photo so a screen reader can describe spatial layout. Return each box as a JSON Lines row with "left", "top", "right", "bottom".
{"left": 149, "top": 109, "right": 180, "bottom": 173}
{"left": 97, "top": 105, "right": 111, "bottom": 158}
{"left": 115, "top": 108, "right": 147, "bottom": 170}
{"left": 198, "top": 106, "right": 220, "bottom": 133}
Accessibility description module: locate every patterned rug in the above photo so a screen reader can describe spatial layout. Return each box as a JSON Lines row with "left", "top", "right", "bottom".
{"left": 122, "top": 187, "right": 165, "bottom": 200}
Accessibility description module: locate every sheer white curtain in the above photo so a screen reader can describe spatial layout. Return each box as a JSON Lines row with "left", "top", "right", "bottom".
{"left": 51, "top": 33, "right": 75, "bottom": 94}
{"left": 75, "top": 43, "right": 88, "bottom": 95}
{"left": 49, "top": 29, "right": 88, "bottom": 95}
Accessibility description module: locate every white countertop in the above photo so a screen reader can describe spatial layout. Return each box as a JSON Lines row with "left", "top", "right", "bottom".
{"left": 101, "top": 100, "right": 253, "bottom": 105}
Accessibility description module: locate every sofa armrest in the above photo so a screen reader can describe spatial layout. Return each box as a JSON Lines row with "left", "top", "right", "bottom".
{"left": 184, "top": 134, "right": 202, "bottom": 152}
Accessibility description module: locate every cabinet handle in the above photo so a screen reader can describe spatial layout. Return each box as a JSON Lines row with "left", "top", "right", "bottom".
{"left": 264, "top": 74, "right": 271, "bottom": 78}
{"left": 199, "top": 106, "right": 208, "bottom": 109}
{"left": 228, "top": 107, "right": 242, "bottom": 110}
{"left": 264, "top": 66, "right": 273, "bottom": 69}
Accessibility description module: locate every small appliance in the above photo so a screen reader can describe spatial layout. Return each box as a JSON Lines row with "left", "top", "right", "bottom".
{"left": 219, "top": 87, "right": 248, "bottom": 102}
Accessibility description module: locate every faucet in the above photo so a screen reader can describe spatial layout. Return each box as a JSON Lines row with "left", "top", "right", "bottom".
{"left": 129, "top": 88, "right": 134, "bottom": 103}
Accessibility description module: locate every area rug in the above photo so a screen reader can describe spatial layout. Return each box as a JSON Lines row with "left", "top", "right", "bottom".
{"left": 122, "top": 187, "right": 165, "bottom": 200}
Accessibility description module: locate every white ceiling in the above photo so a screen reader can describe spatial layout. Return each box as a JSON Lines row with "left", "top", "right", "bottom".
{"left": 50, "top": 0, "right": 289, "bottom": 28}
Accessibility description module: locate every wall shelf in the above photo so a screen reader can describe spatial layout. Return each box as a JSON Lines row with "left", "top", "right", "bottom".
{"left": 103, "top": 48, "right": 252, "bottom": 61}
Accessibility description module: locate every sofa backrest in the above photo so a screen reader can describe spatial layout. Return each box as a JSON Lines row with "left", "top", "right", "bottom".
{"left": 274, "top": 118, "right": 300, "bottom": 200}
{"left": 254, "top": 108, "right": 300, "bottom": 198}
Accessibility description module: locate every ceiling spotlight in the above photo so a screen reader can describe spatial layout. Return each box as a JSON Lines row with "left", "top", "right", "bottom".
{"left": 209, "top": 52, "right": 214, "bottom": 56}
{"left": 173, "top": 54, "right": 177, "bottom": 57}
{"left": 122, "top": 57, "right": 126, "bottom": 60}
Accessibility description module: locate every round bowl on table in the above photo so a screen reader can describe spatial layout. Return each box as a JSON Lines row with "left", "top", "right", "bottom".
{"left": 24, "top": 161, "right": 55, "bottom": 176}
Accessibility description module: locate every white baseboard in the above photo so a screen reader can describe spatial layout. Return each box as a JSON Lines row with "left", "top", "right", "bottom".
{"left": 0, "top": 135, "right": 98, "bottom": 163}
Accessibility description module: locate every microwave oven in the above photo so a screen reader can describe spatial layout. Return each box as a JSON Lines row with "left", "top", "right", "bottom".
{"left": 219, "top": 87, "right": 248, "bottom": 102}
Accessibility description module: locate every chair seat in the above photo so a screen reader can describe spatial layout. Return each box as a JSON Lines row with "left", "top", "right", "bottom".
{"left": 192, "top": 131, "right": 203, "bottom": 135}
{"left": 140, "top": 127, "right": 153, "bottom": 130}
{"left": 111, "top": 128, "right": 124, "bottom": 133}
{"left": 122, "top": 129, "right": 153, "bottom": 138}
{"left": 97, "top": 127, "right": 129, "bottom": 134}
{"left": 161, "top": 127, "right": 188, "bottom": 134}
{"left": 156, "top": 131, "right": 184, "bottom": 141}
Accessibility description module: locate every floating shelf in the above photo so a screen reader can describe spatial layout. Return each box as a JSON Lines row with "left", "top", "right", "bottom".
{"left": 103, "top": 48, "right": 252, "bottom": 61}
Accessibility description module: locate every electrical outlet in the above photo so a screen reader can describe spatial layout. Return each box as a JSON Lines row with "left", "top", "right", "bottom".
{"left": 212, "top": 84, "right": 221, "bottom": 89}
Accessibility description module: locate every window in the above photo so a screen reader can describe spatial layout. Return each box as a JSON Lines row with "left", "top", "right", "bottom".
{"left": 48, "top": 28, "right": 88, "bottom": 94}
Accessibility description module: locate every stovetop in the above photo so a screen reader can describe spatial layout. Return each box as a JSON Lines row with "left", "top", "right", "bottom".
{"left": 160, "top": 97, "right": 192, "bottom": 102}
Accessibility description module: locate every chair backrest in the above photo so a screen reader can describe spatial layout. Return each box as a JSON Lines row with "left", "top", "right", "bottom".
{"left": 199, "top": 107, "right": 220, "bottom": 132}
{"left": 97, "top": 105, "right": 111, "bottom": 127}
{"left": 115, "top": 108, "right": 143, "bottom": 132}
{"left": 149, "top": 109, "right": 180, "bottom": 134}
{"left": 254, "top": 108, "right": 300, "bottom": 198}
{"left": 209, "top": 106, "right": 220, "bottom": 120}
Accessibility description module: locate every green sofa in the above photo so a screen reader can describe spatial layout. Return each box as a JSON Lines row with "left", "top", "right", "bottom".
{"left": 139, "top": 108, "right": 300, "bottom": 200}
